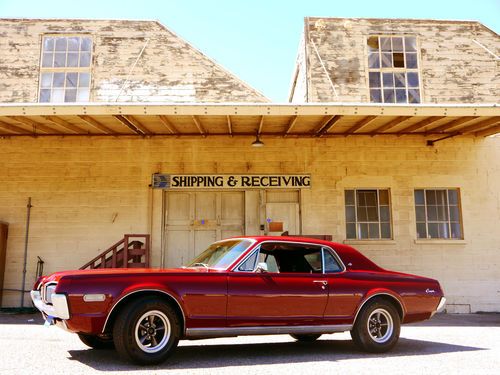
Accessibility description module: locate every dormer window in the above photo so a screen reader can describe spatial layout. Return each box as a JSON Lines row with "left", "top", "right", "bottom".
{"left": 39, "top": 36, "right": 92, "bottom": 103}
{"left": 367, "top": 35, "right": 421, "bottom": 104}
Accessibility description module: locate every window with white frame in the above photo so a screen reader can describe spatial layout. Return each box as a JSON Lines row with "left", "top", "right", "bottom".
{"left": 345, "top": 189, "right": 392, "bottom": 240}
{"left": 39, "top": 36, "right": 92, "bottom": 103}
{"left": 367, "top": 35, "right": 421, "bottom": 104}
{"left": 414, "top": 189, "right": 463, "bottom": 239}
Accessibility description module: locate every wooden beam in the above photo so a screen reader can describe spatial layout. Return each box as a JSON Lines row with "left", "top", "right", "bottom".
{"left": 317, "top": 115, "right": 343, "bottom": 137}
{"left": 283, "top": 115, "right": 298, "bottom": 137}
{"left": 8, "top": 116, "right": 55, "bottom": 134}
{"left": 0, "top": 119, "right": 32, "bottom": 134}
{"left": 42, "top": 115, "right": 85, "bottom": 134}
{"left": 370, "top": 116, "right": 411, "bottom": 134}
{"left": 430, "top": 116, "right": 478, "bottom": 133}
{"left": 113, "top": 115, "right": 150, "bottom": 135}
{"left": 123, "top": 115, "right": 151, "bottom": 135}
{"left": 475, "top": 124, "right": 500, "bottom": 137}
{"left": 78, "top": 115, "right": 114, "bottom": 134}
{"left": 226, "top": 115, "right": 233, "bottom": 137}
{"left": 459, "top": 117, "right": 500, "bottom": 134}
{"left": 257, "top": 116, "right": 264, "bottom": 135}
{"left": 345, "top": 116, "right": 377, "bottom": 135}
{"left": 192, "top": 115, "right": 206, "bottom": 137}
{"left": 312, "top": 115, "right": 334, "bottom": 135}
{"left": 398, "top": 116, "right": 445, "bottom": 133}
{"left": 158, "top": 115, "right": 179, "bottom": 134}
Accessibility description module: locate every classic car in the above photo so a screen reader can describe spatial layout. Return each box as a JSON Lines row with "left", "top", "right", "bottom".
{"left": 31, "top": 236, "right": 446, "bottom": 365}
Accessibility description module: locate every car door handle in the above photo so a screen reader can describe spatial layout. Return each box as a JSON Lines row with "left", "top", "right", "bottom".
{"left": 313, "top": 280, "right": 328, "bottom": 286}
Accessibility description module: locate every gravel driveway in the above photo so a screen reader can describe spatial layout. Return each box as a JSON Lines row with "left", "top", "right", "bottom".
{"left": 0, "top": 312, "right": 499, "bottom": 375}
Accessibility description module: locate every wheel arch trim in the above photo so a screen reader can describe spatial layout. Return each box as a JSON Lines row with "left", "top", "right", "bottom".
{"left": 352, "top": 292, "right": 405, "bottom": 326}
{"left": 101, "top": 289, "right": 185, "bottom": 334}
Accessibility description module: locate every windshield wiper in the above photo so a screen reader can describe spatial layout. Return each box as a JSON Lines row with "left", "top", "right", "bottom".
{"left": 190, "top": 262, "right": 209, "bottom": 269}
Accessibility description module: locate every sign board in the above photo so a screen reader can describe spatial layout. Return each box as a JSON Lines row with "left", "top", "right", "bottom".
{"left": 152, "top": 174, "right": 311, "bottom": 189}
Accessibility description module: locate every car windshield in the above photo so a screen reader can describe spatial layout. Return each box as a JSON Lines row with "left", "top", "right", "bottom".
{"left": 187, "top": 239, "right": 253, "bottom": 269}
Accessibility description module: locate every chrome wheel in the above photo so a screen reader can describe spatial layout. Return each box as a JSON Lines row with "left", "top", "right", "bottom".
{"left": 367, "top": 308, "right": 393, "bottom": 343}
{"left": 134, "top": 310, "right": 171, "bottom": 353}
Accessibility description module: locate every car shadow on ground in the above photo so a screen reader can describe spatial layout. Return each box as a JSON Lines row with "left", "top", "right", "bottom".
{"left": 67, "top": 337, "right": 486, "bottom": 371}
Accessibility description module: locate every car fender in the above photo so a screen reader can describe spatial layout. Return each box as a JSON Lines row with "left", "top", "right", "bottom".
{"left": 352, "top": 288, "right": 406, "bottom": 325}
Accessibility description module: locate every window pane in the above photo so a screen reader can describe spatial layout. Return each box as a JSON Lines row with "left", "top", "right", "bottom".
{"left": 53, "top": 72, "right": 65, "bottom": 87}
{"left": 428, "top": 223, "right": 439, "bottom": 238}
{"left": 370, "top": 89, "right": 382, "bottom": 103}
{"left": 65, "top": 88, "right": 77, "bottom": 102}
{"left": 404, "top": 37, "right": 417, "bottom": 52}
{"left": 43, "top": 37, "right": 55, "bottom": 52}
{"left": 369, "top": 72, "right": 381, "bottom": 87}
{"left": 367, "top": 36, "right": 379, "bottom": 52}
{"left": 407, "top": 72, "right": 419, "bottom": 87}
{"left": 449, "top": 206, "right": 460, "bottom": 222}
{"left": 383, "top": 73, "right": 394, "bottom": 88}
{"left": 415, "top": 205, "right": 426, "bottom": 221}
{"left": 67, "top": 37, "right": 79, "bottom": 51}
{"left": 435, "top": 190, "right": 446, "bottom": 205}
{"left": 381, "top": 52, "right": 393, "bottom": 67}
{"left": 380, "top": 206, "right": 390, "bottom": 221}
{"left": 55, "top": 37, "right": 67, "bottom": 51}
{"left": 379, "top": 190, "right": 389, "bottom": 205}
{"left": 381, "top": 223, "right": 391, "bottom": 239}
{"left": 383, "top": 89, "right": 395, "bottom": 103}
{"left": 324, "top": 250, "right": 342, "bottom": 272}
{"left": 406, "top": 53, "right": 418, "bottom": 68}
{"left": 51, "top": 88, "right": 65, "bottom": 102}
{"left": 67, "top": 52, "right": 79, "bottom": 67}
{"left": 395, "top": 89, "right": 407, "bottom": 103}
{"left": 358, "top": 223, "right": 369, "bottom": 239}
{"left": 394, "top": 73, "right": 406, "bottom": 88}
{"left": 408, "top": 89, "right": 420, "bottom": 103}
{"left": 42, "top": 52, "right": 53, "bottom": 67}
{"left": 437, "top": 206, "right": 448, "bottom": 221}
{"left": 368, "top": 52, "right": 380, "bottom": 68}
{"left": 392, "top": 37, "right": 403, "bottom": 52}
{"left": 365, "top": 191, "right": 377, "bottom": 206}
{"left": 238, "top": 251, "right": 258, "bottom": 271}
{"left": 345, "top": 190, "right": 355, "bottom": 205}
{"left": 367, "top": 207, "right": 378, "bottom": 221}
{"left": 414, "top": 190, "right": 425, "bottom": 205}
{"left": 357, "top": 206, "right": 367, "bottom": 221}
{"left": 356, "top": 191, "right": 366, "bottom": 206}
{"left": 78, "top": 73, "right": 90, "bottom": 87}
{"left": 368, "top": 223, "right": 379, "bottom": 238}
{"left": 81, "top": 38, "right": 92, "bottom": 52}
{"left": 39, "top": 89, "right": 51, "bottom": 102}
{"left": 426, "top": 190, "right": 436, "bottom": 205}
{"left": 380, "top": 37, "right": 391, "bottom": 51}
{"left": 346, "top": 223, "right": 356, "bottom": 239}
{"left": 451, "top": 223, "right": 462, "bottom": 239}
{"left": 79, "top": 52, "right": 91, "bottom": 67}
{"left": 54, "top": 52, "right": 66, "bottom": 67}
{"left": 438, "top": 223, "right": 449, "bottom": 238}
{"left": 66, "top": 73, "right": 78, "bottom": 88}
{"left": 416, "top": 223, "right": 427, "bottom": 238}
{"left": 393, "top": 52, "right": 404, "bottom": 68}
{"left": 427, "top": 206, "right": 437, "bottom": 221}
{"left": 76, "top": 88, "right": 90, "bottom": 102}
{"left": 448, "top": 189, "right": 458, "bottom": 205}
{"left": 345, "top": 205, "right": 356, "bottom": 222}
{"left": 40, "top": 73, "right": 52, "bottom": 88}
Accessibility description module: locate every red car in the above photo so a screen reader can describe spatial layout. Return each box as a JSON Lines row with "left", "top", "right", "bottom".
{"left": 31, "top": 236, "right": 446, "bottom": 365}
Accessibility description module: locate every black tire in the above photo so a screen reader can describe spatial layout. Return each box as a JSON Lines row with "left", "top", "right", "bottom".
{"left": 290, "top": 334, "right": 322, "bottom": 342}
{"left": 78, "top": 333, "right": 114, "bottom": 349}
{"left": 350, "top": 299, "right": 400, "bottom": 353}
{"left": 113, "top": 297, "right": 181, "bottom": 365}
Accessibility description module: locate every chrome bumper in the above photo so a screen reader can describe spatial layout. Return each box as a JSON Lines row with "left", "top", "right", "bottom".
{"left": 436, "top": 296, "right": 446, "bottom": 313}
{"left": 30, "top": 290, "right": 70, "bottom": 320}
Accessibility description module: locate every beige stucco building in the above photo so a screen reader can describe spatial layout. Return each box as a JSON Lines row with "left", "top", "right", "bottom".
{"left": 0, "top": 18, "right": 499, "bottom": 313}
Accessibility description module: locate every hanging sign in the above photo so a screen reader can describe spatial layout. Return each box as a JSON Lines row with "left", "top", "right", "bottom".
{"left": 152, "top": 174, "right": 311, "bottom": 189}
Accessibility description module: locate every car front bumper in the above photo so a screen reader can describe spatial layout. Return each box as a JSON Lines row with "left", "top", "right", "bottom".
{"left": 30, "top": 290, "right": 70, "bottom": 320}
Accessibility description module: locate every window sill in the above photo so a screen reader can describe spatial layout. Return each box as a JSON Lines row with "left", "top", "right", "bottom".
{"left": 414, "top": 239, "right": 467, "bottom": 245}
{"left": 343, "top": 240, "right": 396, "bottom": 245}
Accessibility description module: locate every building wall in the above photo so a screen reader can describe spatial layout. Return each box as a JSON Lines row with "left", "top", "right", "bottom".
{"left": 294, "top": 18, "right": 499, "bottom": 103}
{"left": 0, "top": 19, "right": 268, "bottom": 103}
{"left": 0, "top": 135, "right": 499, "bottom": 312}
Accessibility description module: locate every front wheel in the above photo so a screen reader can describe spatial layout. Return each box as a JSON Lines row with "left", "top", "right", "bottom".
{"left": 290, "top": 334, "right": 322, "bottom": 342}
{"left": 350, "top": 299, "right": 400, "bottom": 353}
{"left": 113, "top": 297, "right": 181, "bottom": 365}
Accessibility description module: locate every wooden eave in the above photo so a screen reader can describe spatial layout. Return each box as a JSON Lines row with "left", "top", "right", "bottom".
{"left": 0, "top": 103, "right": 498, "bottom": 139}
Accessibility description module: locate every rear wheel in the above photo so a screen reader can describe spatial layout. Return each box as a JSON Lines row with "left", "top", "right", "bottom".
{"left": 78, "top": 333, "right": 114, "bottom": 349}
{"left": 350, "top": 299, "right": 400, "bottom": 353}
{"left": 113, "top": 297, "right": 181, "bottom": 365}
{"left": 290, "top": 334, "right": 322, "bottom": 342}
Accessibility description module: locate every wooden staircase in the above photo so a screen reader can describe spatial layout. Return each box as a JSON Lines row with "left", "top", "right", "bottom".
{"left": 80, "top": 234, "right": 150, "bottom": 270}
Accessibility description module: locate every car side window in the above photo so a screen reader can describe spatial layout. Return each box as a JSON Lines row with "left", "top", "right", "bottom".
{"left": 238, "top": 249, "right": 259, "bottom": 272}
{"left": 323, "top": 248, "right": 343, "bottom": 273}
{"left": 258, "top": 251, "right": 279, "bottom": 273}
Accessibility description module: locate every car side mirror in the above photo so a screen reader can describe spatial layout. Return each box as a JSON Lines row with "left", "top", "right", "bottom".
{"left": 255, "top": 262, "right": 268, "bottom": 273}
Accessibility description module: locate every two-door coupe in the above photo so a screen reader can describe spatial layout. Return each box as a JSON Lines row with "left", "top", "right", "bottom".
{"left": 31, "top": 236, "right": 446, "bottom": 365}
